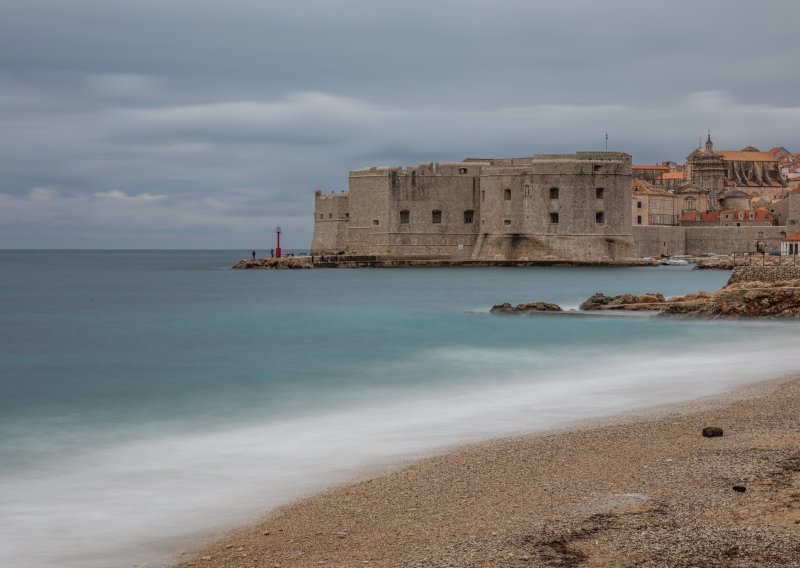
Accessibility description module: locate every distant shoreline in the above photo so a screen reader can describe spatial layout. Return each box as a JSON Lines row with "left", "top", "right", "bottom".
{"left": 170, "top": 374, "right": 800, "bottom": 567}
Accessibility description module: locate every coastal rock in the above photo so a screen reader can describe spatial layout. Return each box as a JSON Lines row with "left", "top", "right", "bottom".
{"left": 579, "top": 292, "right": 665, "bottom": 311}
{"left": 490, "top": 302, "right": 563, "bottom": 315}
{"left": 702, "top": 427, "right": 724, "bottom": 438}
{"left": 232, "top": 257, "right": 313, "bottom": 270}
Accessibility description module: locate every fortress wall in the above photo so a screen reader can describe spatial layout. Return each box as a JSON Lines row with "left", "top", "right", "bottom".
{"left": 631, "top": 225, "right": 686, "bottom": 257}
{"left": 473, "top": 233, "right": 636, "bottom": 263}
{"left": 384, "top": 163, "right": 481, "bottom": 259}
{"left": 345, "top": 171, "right": 392, "bottom": 255}
{"left": 473, "top": 155, "right": 634, "bottom": 261}
{"left": 684, "top": 226, "right": 788, "bottom": 255}
{"left": 311, "top": 192, "right": 349, "bottom": 254}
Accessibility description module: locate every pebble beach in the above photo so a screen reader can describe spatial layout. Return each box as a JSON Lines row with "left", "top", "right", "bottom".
{"left": 171, "top": 375, "right": 800, "bottom": 567}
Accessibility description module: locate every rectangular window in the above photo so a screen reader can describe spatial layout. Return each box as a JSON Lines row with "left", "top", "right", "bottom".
{"left": 319, "top": 214, "right": 324, "bottom": 219}
{"left": 481, "top": 190, "right": 485, "bottom": 202}
{"left": 432, "top": 210, "right": 442, "bottom": 224}
{"left": 400, "top": 210, "right": 410, "bottom": 224}
{"left": 596, "top": 211, "right": 605, "bottom": 224}
{"left": 596, "top": 188, "right": 604, "bottom": 199}
{"left": 328, "top": 213, "right": 333, "bottom": 219}
{"left": 637, "top": 215, "right": 642, "bottom": 224}
{"left": 637, "top": 201, "right": 642, "bottom": 209}
{"left": 459, "top": 167, "right": 468, "bottom": 174}
{"left": 463, "top": 210, "right": 474, "bottom": 224}
{"left": 550, "top": 212, "right": 559, "bottom": 224}
{"left": 594, "top": 164, "right": 602, "bottom": 172}
{"left": 504, "top": 188, "right": 511, "bottom": 200}
{"left": 503, "top": 219, "right": 511, "bottom": 225}
{"left": 549, "top": 187, "right": 559, "bottom": 199}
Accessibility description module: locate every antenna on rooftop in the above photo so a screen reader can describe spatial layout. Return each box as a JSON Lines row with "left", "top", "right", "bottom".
{"left": 605, "top": 132, "right": 608, "bottom": 152}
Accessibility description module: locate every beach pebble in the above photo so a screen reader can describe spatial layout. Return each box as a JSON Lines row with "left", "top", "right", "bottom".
{"left": 732, "top": 485, "right": 747, "bottom": 493}
{"left": 200, "top": 556, "right": 212, "bottom": 561}
{"left": 336, "top": 531, "right": 347, "bottom": 538}
{"left": 702, "top": 426, "right": 724, "bottom": 437}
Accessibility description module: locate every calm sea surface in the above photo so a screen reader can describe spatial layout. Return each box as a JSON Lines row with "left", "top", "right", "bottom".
{"left": 1, "top": 250, "right": 798, "bottom": 567}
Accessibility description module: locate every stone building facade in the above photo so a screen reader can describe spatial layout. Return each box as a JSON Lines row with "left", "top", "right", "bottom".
{"left": 631, "top": 179, "right": 680, "bottom": 226}
{"left": 312, "top": 152, "right": 636, "bottom": 262}
{"left": 684, "top": 135, "right": 788, "bottom": 202}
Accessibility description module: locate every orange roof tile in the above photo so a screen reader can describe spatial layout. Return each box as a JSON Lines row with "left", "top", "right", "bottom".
{"left": 659, "top": 172, "right": 684, "bottom": 180}
{"left": 717, "top": 150, "right": 777, "bottom": 162}
{"left": 783, "top": 233, "right": 800, "bottom": 242}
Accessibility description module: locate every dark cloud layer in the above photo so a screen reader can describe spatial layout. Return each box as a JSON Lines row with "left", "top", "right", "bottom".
{"left": 1, "top": 0, "right": 798, "bottom": 248}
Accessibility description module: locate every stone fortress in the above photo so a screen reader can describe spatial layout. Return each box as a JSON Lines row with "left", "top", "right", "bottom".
{"left": 311, "top": 137, "right": 800, "bottom": 264}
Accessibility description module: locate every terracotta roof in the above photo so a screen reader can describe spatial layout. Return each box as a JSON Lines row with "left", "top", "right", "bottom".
{"left": 783, "top": 233, "right": 800, "bottom": 242}
{"left": 659, "top": 172, "right": 684, "bottom": 180}
{"left": 632, "top": 178, "right": 675, "bottom": 197}
{"left": 632, "top": 165, "right": 669, "bottom": 170}
{"left": 717, "top": 150, "right": 777, "bottom": 162}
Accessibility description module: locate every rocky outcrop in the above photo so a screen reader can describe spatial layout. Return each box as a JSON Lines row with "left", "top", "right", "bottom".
{"left": 579, "top": 293, "right": 665, "bottom": 311}
{"left": 232, "top": 257, "right": 313, "bottom": 269}
{"left": 490, "top": 302, "right": 563, "bottom": 315}
{"left": 660, "top": 285, "right": 800, "bottom": 318}
{"left": 495, "top": 280, "right": 800, "bottom": 320}
{"left": 578, "top": 281, "right": 800, "bottom": 319}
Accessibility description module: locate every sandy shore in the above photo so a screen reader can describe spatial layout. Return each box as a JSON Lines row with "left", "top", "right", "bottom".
{"left": 171, "top": 376, "right": 800, "bottom": 567}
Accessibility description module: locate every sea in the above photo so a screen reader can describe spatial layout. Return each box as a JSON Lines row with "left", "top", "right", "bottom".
{"left": 1, "top": 250, "right": 798, "bottom": 568}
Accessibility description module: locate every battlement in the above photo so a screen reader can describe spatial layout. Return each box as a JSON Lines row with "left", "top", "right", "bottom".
{"left": 315, "top": 190, "right": 349, "bottom": 200}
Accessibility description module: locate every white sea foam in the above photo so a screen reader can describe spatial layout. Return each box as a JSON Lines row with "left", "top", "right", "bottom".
{"left": 1, "top": 332, "right": 797, "bottom": 568}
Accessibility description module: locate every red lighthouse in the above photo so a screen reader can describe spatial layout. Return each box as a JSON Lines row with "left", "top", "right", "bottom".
{"left": 275, "top": 226, "right": 282, "bottom": 258}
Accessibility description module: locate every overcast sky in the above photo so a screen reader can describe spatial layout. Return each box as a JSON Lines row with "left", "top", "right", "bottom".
{"left": 1, "top": 0, "right": 798, "bottom": 248}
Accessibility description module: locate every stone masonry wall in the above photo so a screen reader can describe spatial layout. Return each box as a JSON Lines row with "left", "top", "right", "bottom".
{"left": 631, "top": 225, "right": 686, "bottom": 257}
{"left": 728, "top": 265, "right": 800, "bottom": 285}
{"left": 684, "top": 226, "right": 788, "bottom": 255}
{"left": 311, "top": 192, "right": 349, "bottom": 254}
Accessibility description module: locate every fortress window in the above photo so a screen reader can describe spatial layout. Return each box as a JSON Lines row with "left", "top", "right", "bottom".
{"left": 504, "top": 188, "right": 511, "bottom": 200}
{"left": 550, "top": 212, "right": 559, "bottom": 224}
{"left": 372, "top": 219, "right": 380, "bottom": 226}
{"left": 595, "top": 211, "right": 605, "bottom": 224}
{"left": 459, "top": 167, "right": 468, "bottom": 174}
{"left": 319, "top": 213, "right": 324, "bottom": 219}
{"left": 503, "top": 219, "right": 512, "bottom": 226}
{"left": 463, "top": 210, "right": 474, "bottom": 224}
{"left": 400, "top": 210, "right": 410, "bottom": 224}
{"left": 432, "top": 210, "right": 442, "bottom": 224}
{"left": 596, "top": 188, "right": 605, "bottom": 199}
{"left": 594, "top": 164, "right": 602, "bottom": 172}
{"left": 549, "top": 187, "right": 559, "bottom": 199}
{"left": 328, "top": 213, "right": 333, "bottom": 219}
{"left": 345, "top": 213, "right": 349, "bottom": 219}
{"left": 636, "top": 201, "right": 642, "bottom": 209}
{"left": 481, "top": 190, "right": 485, "bottom": 202}
{"left": 637, "top": 215, "right": 642, "bottom": 225}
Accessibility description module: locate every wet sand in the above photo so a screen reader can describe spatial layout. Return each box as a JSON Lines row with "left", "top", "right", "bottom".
{"left": 170, "top": 376, "right": 800, "bottom": 567}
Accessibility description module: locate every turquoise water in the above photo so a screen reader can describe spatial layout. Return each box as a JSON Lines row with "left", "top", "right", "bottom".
{"left": 1, "top": 251, "right": 798, "bottom": 567}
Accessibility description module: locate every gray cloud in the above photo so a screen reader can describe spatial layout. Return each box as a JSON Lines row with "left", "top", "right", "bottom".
{"left": 1, "top": 0, "right": 798, "bottom": 248}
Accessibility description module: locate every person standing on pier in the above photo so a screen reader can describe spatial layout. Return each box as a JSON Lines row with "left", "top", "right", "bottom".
{"left": 251, "top": 250, "right": 256, "bottom": 260}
